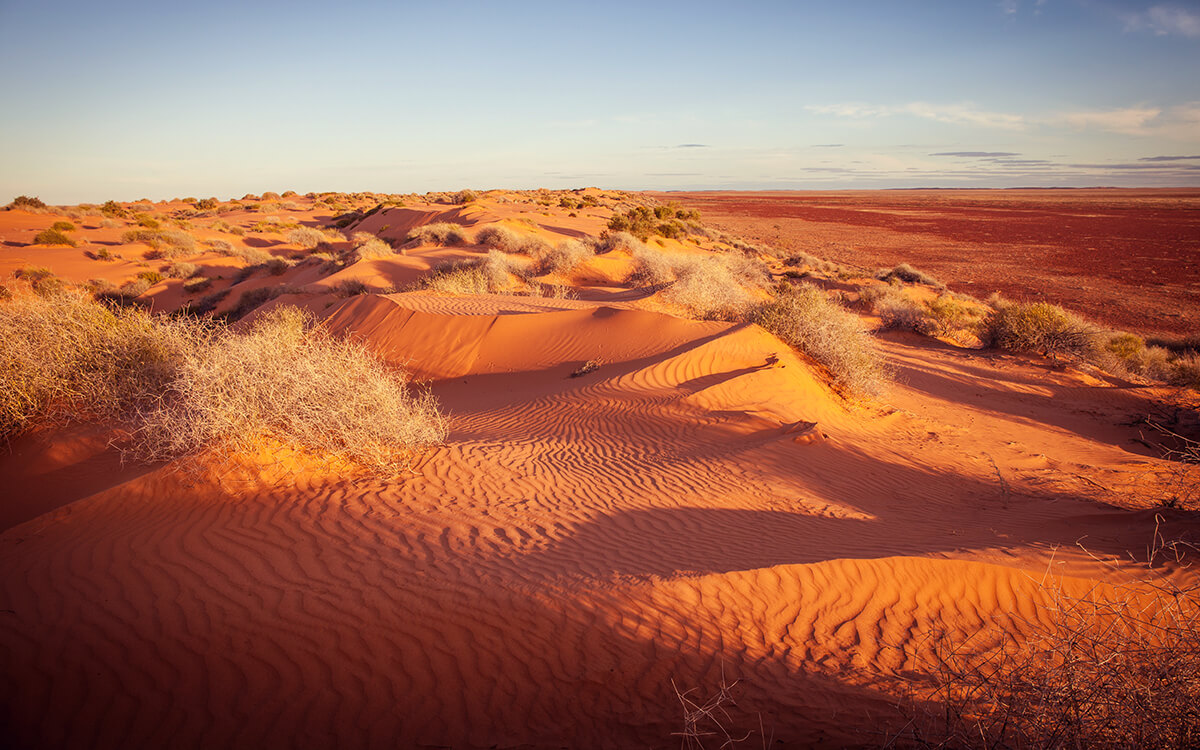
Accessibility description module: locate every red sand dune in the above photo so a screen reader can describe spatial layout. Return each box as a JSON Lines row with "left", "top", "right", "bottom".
{"left": 2, "top": 190, "right": 1199, "bottom": 748}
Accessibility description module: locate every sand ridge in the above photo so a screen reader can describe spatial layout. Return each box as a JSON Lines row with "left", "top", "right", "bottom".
{"left": 3, "top": 189, "right": 1199, "bottom": 747}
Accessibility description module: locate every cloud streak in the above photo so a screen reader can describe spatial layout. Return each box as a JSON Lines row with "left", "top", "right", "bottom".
{"left": 1123, "top": 5, "right": 1200, "bottom": 37}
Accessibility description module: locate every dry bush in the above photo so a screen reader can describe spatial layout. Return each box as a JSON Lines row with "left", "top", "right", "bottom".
{"left": 534, "top": 240, "right": 592, "bottom": 276}
{"left": 6, "top": 195, "right": 47, "bottom": 211}
{"left": 876, "top": 263, "right": 945, "bottom": 289}
{"left": 896, "top": 533, "right": 1200, "bottom": 749}
{"left": 122, "top": 228, "right": 196, "bottom": 259}
{"left": 166, "top": 261, "right": 200, "bottom": 279}
{"left": 865, "top": 285, "right": 929, "bottom": 331}
{"left": 665, "top": 256, "right": 757, "bottom": 320}
{"left": 475, "top": 225, "right": 551, "bottom": 255}
{"left": 452, "top": 189, "right": 477, "bottom": 204}
{"left": 626, "top": 244, "right": 676, "bottom": 287}
{"left": 134, "top": 306, "right": 446, "bottom": 474}
{"left": 0, "top": 290, "right": 193, "bottom": 441}
{"left": 332, "top": 279, "right": 371, "bottom": 297}
{"left": 13, "top": 267, "right": 65, "bottom": 296}
{"left": 985, "top": 299, "right": 1099, "bottom": 359}
{"left": 287, "top": 226, "right": 327, "bottom": 249}
{"left": 32, "top": 228, "right": 76, "bottom": 247}
{"left": 591, "top": 230, "right": 645, "bottom": 255}
{"left": 406, "top": 222, "right": 470, "bottom": 247}
{"left": 420, "top": 250, "right": 522, "bottom": 295}
{"left": 346, "top": 234, "right": 393, "bottom": 263}
{"left": 751, "top": 284, "right": 889, "bottom": 395}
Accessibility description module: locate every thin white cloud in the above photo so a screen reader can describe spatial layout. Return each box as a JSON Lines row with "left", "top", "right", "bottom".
{"left": 1000, "top": 0, "right": 1019, "bottom": 15}
{"left": 1054, "top": 106, "right": 1162, "bottom": 134}
{"left": 805, "top": 102, "right": 1026, "bottom": 130}
{"left": 1123, "top": 5, "right": 1200, "bottom": 37}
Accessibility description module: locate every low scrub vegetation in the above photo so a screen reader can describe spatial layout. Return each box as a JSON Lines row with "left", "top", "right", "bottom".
{"left": 6, "top": 195, "right": 47, "bottom": 211}
{"left": 406, "top": 222, "right": 470, "bottom": 247}
{"left": 607, "top": 203, "right": 700, "bottom": 242}
{"left": 876, "top": 263, "right": 945, "bottom": 289}
{"left": 32, "top": 228, "right": 76, "bottom": 247}
{"left": 0, "top": 292, "right": 445, "bottom": 473}
{"left": 534, "top": 240, "right": 592, "bottom": 276}
{"left": 752, "top": 284, "right": 890, "bottom": 395}
{"left": 475, "top": 225, "right": 552, "bottom": 255}
{"left": 419, "top": 251, "right": 525, "bottom": 295}
{"left": 985, "top": 298, "right": 1099, "bottom": 359}
{"left": 287, "top": 226, "right": 327, "bottom": 250}
{"left": 122, "top": 228, "right": 196, "bottom": 258}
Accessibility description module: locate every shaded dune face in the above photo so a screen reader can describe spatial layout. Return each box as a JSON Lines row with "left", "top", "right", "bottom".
{"left": 3, "top": 192, "right": 1199, "bottom": 748}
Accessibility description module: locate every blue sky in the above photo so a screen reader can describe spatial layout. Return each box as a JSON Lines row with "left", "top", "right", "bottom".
{"left": 2, "top": 0, "right": 1198, "bottom": 202}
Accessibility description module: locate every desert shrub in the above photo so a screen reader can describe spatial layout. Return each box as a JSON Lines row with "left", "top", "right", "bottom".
{"left": 534, "top": 240, "right": 592, "bottom": 276}
{"left": 166, "top": 261, "right": 199, "bottom": 279}
{"left": 474, "top": 225, "right": 550, "bottom": 255}
{"left": 1171, "top": 354, "right": 1200, "bottom": 390}
{"left": 100, "top": 200, "right": 127, "bottom": 218}
{"left": 50, "top": 220, "right": 76, "bottom": 232}
{"left": 32, "top": 228, "right": 76, "bottom": 246}
{"left": 134, "top": 306, "right": 446, "bottom": 473}
{"left": 608, "top": 204, "right": 693, "bottom": 242}
{"left": 134, "top": 213, "right": 160, "bottom": 229}
{"left": 183, "top": 277, "right": 213, "bottom": 294}
{"left": 626, "top": 245, "right": 676, "bottom": 287}
{"left": 122, "top": 228, "right": 196, "bottom": 258}
{"left": 452, "top": 189, "right": 477, "bottom": 204}
{"left": 287, "top": 226, "right": 326, "bottom": 249}
{"left": 591, "top": 230, "right": 645, "bottom": 255}
{"left": 876, "top": 263, "right": 945, "bottom": 289}
{"left": 7, "top": 195, "right": 46, "bottom": 211}
{"left": 119, "top": 278, "right": 152, "bottom": 298}
{"left": 0, "top": 290, "right": 193, "bottom": 441}
{"left": 664, "top": 256, "right": 757, "bottom": 320}
{"left": 260, "top": 191, "right": 281, "bottom": 201}
{"left": 333, "top": 279, "right": 371, "bottom": 297}
{"left": 986, "top": 299, "right": 1099, "bottom": 359}
{"left": 348, "top": 238, "right": 394, "bottom": 263}
{"left": 406, "top": 222, "right": 470, "bottom": 247}
{"left": 13, "top": 266, "right": 65, "bottom": 296}
{"left": 99, "top": 218, "right": 119, "bottom": 229}
{"left": 1107, "top": 332, "right": 1145, "bottom": 360}
{"left": 421, "top": 250, "right": 520, "bottom": 295}
{"left": 196, "top": 198, "right": 219, "bottom": 210}
{"left": 137, "top": 270, "right": 164, "bottom": 284}
{"left": 751, "top": 284, "right": 889, "bottom": 395}
{"left": 867, "top": 285, "right": 930, "bottom": 331}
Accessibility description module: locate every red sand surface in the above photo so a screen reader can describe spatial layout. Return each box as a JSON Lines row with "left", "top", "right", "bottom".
{"left": 653, "top": 189, "right": 1200, "bottom": 337}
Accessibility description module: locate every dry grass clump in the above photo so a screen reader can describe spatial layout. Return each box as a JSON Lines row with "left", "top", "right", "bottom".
{"left": 287, "top": 226, "right": 327, "bottom": 249}
{"left": 166, "top": 261, "right": 200, "bottom": 279}
{"left": 0, "top": 290, "right": 192, "bottom": 441}
{"left": 665, "top": 256, "right": 758, "bottom": 320}
{"left": 752, "top": 284, "right": 889, "bottom": 395}
{"left": 122, "top": 228, "right": 196, "bottom": 259}
{"left": 534, "top": 240, "right": 592, "bottom": 276}
{"left": 135, "top": 307, "right": 445, "bottom": 473}
{"left": 985, "top": 298, "right": 1099, "bottom": 359}
{"left": 626, "top": 245, "right": 676, "bottom": 287}
{"left": 32, "top": 228, "right": 77, "bottom": 246}
{"left": 346, "top": 233, "right": 394, "bottom": 263}
{"left": 876, "top": 263, "right": 945, "bottom": 289}
{"left": 13, "top": 266, "right": 65, "bottom": 296}
{"left": 452, "top": 189, "right": 477, "bottom": 204}
{"left": 474, "top": 225, "right": 552, "bottom": 255}
{"left": 897, "top": 536, "right": 1200, "bottom": 749}
{"left": 6, "top": 195, "right": 47, "bottom": 211}
{"left": 406, "top": 222, "right": 470, "bottom": 247}
{"left": 420, "top": 250, "right": 524, "bottom": 295}
{"left": 590, "top": 230, "right": 645, "bottom": 255}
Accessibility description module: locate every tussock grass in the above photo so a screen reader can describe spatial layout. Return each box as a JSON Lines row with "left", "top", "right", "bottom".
{"left": 752, "top": 284, "right": 889, "bottom": 395}
{"left": 32, "top": 228, "right": 76, "bottom": 247}
{"left": 287, "top": 226, "right": 327, "bottom": 249}
{"left": 135, "top": 307, "right": 445, "bottom": 473}
{"left": 665, "top": 256, "right": 758, "bottom": 320}
{"left": 876, "top": 262, "right": 945, "bottom": 289}
{"left": 0, "top": 290, "right": 191, "bottom": 440}
{"left": 985, "top": 298, "right": 1099, "bottom": 359}
{"left": 420, "top": 250, "right": 523, "bottom": 295}
{"left": 406, "top": 222, "right": 470, "bottom": 247}
{"left": 475, "top": 225, "right": 552, "bottom": 255}
{"left": 13, "top": 267, "right": 65, "bottom": 296}
{"left": 122, "top": 228, "right": 196, "bottom": 259}
{"left": 0, "top": 292, "right": 445, "bottom": 473}
{"left": 534, "top": 240, "right": 592, "bottom": 276}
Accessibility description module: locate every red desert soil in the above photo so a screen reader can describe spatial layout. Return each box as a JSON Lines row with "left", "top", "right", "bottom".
{"left": 653, "top": 189, "right": 1200, "bottom": 338}
{"left": 2, "top": 190, "right": 1199, "bottom": 748}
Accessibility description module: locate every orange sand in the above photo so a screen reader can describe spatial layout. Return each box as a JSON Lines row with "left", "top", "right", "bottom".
{"left": 2, "top": 190, "right": 1198, "bottom": 748}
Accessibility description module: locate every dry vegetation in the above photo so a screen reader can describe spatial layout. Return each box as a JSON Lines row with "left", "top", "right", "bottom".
{"left": 0, "top": 290, "right": 446, "bottom": 474}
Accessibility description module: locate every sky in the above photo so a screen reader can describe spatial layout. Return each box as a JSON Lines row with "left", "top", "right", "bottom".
{"left": 1, "top": 0, "right": 1199, "bottom": 203}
